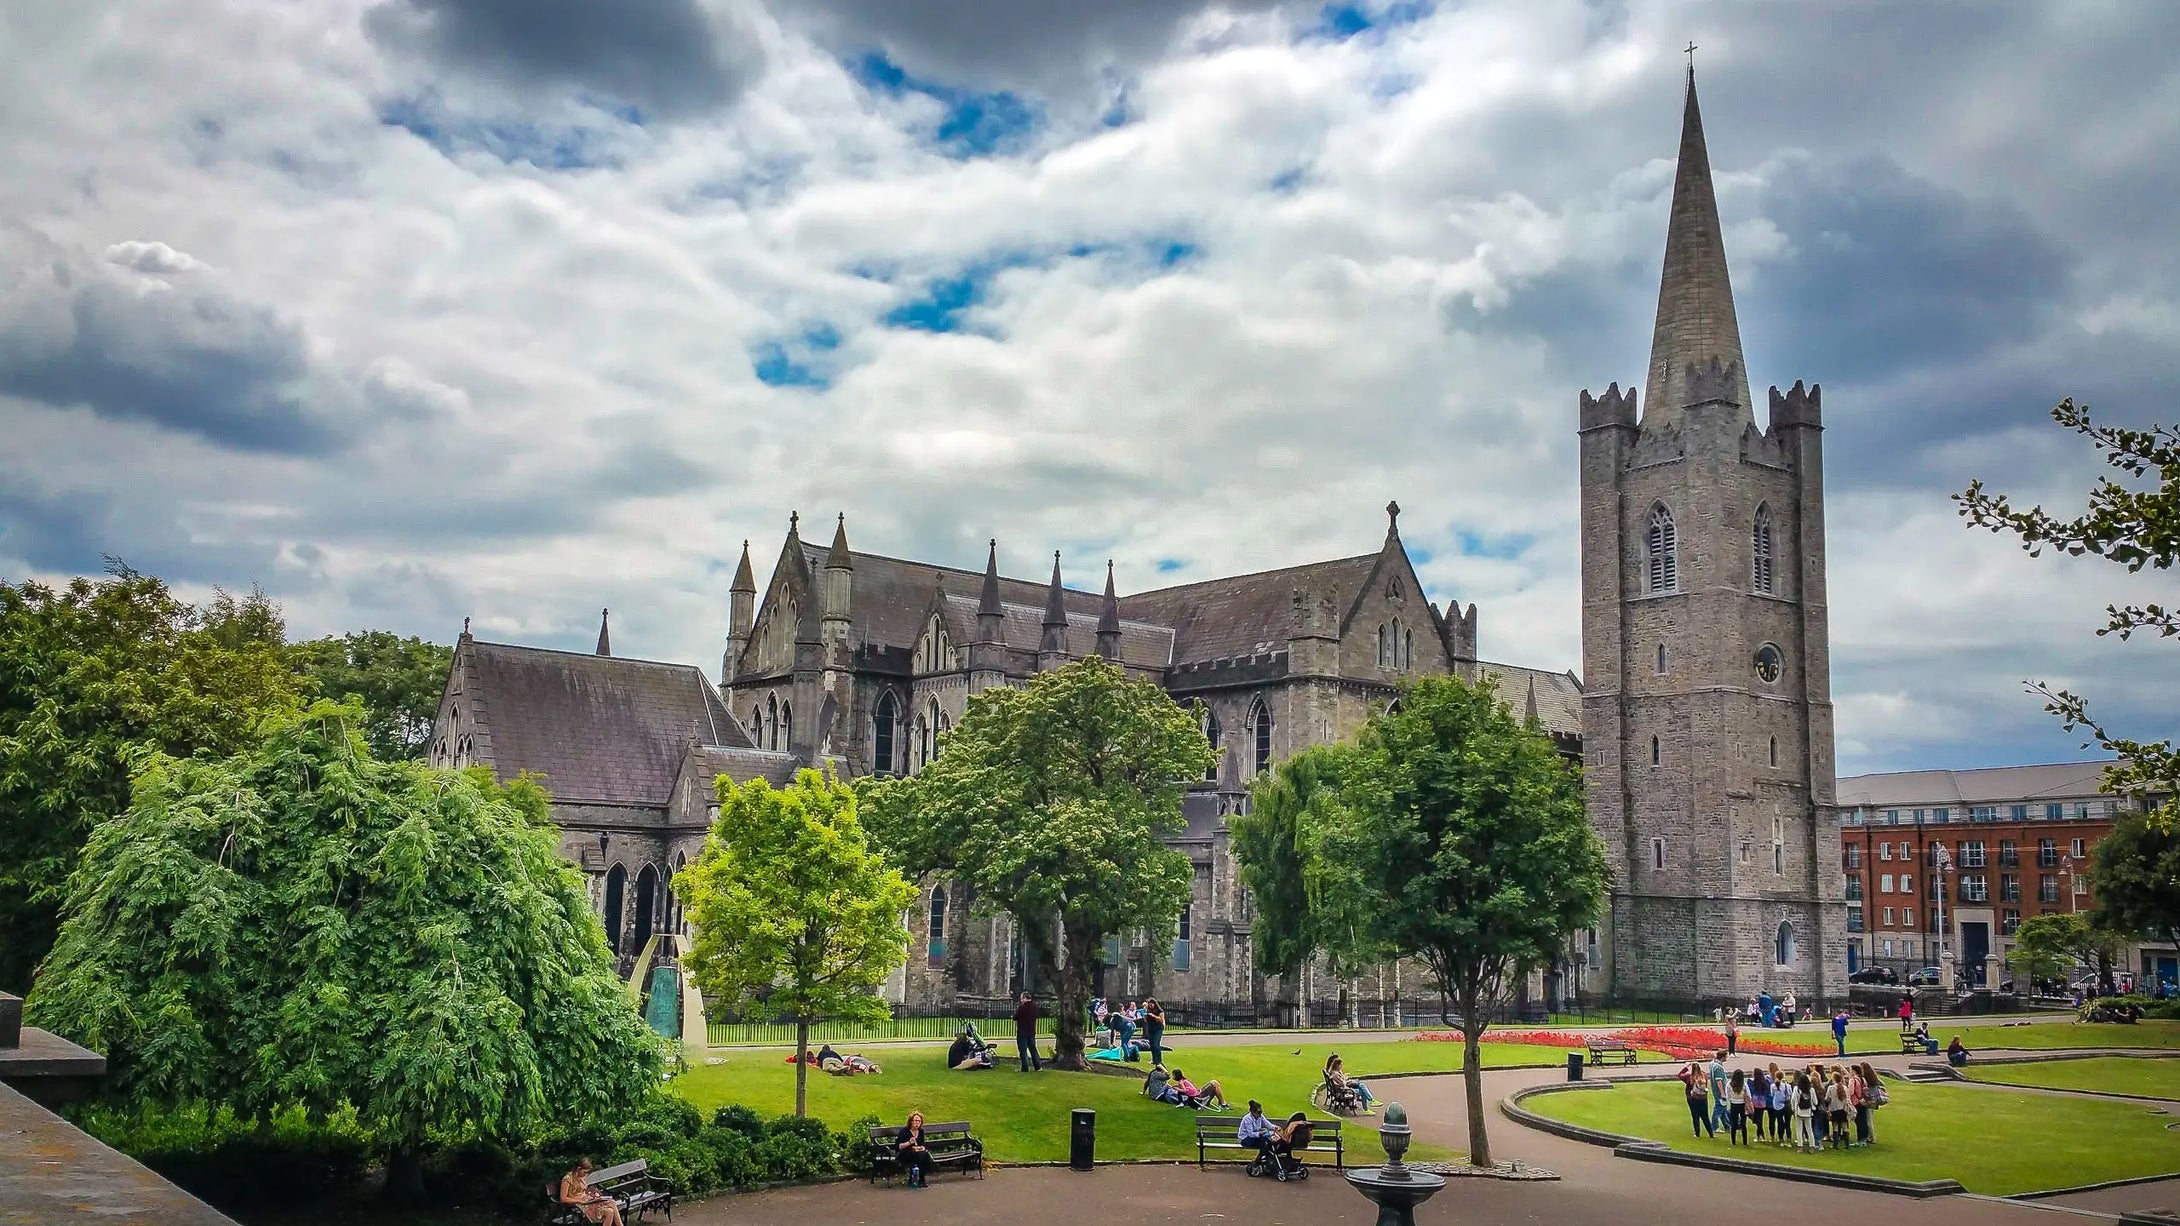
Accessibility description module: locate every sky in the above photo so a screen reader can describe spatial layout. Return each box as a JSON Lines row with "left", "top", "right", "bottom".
{"left": 1, "top": 0, "right": 2176, "bottom": 777}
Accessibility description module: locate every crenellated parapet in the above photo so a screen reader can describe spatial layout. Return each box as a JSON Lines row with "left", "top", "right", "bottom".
{"left": 1578, "top": 381, "right": 1638, "bottom": 433}
{"left": 1767, "top": 380, "right": 1823, "bottom": 432}
{"left": 1681, "top": 356, "right": 1744, "bottom": 411}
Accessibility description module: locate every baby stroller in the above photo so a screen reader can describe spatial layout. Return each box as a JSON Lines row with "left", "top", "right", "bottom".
{"left": 1309, "top": 1075, "right": 1366, "bottom": 1117}
{"left": 1248, "top": 1116, "right": 1316, "bottom": 1182}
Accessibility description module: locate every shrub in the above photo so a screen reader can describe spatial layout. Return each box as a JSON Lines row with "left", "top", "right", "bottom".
{"left": 834, "top": 1114, "right": 884, "bottom": 1177}
{"left": 711, "top": 1103, "right": 766, "bottom": 1138}
{"left": 697, "top": 1125, "right": 759, "bottom": 1189}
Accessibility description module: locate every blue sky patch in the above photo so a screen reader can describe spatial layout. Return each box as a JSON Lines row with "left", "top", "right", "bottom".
{"left": 851, "top": 52, "right": 1044, "bottom": 159}
{"left": 1311, "top": 1, "right": 1433, "bottom": 42}
{"left": 750, "top": 324, "right": 842, "bottom": 390}
{"left": 1155, "top": 558, "right": 1187, "bottom": 573}
{"left": 378, "top": 95, "right": 619, "bottom": 170}
{"left": 1456, "top": 530, "right": 1534, "bottom": 560}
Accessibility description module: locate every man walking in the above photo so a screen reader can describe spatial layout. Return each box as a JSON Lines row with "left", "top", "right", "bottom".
{"left": 1831, "top": 1008, "right": 1851, "bottom": 1058}
{"left": 1013, "top": 991, "right": 1043, "bottom": 1072}
{"left": 1706, "top": 1050, "right": 1729, "bottom": 1134}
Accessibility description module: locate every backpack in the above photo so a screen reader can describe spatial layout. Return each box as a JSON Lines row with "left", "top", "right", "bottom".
{"left": 1868, "top": 1082, "right": 1890, "bottom": 1107}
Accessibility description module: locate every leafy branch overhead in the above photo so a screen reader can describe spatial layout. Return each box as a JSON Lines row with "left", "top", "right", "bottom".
{"left": 1956, "top": 399, "right": 2180, "bottom": 811}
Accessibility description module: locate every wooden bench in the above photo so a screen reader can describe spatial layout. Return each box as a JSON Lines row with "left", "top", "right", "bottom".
{"left": 1194, "top": 1116, "right": 1343, "bottom": 1170}
{"left": 1899, "top": 1033, "right": 1931, "bottom": 1054}
{"left": 866, "top": 1121, "right": 984, "bottom": 1185}
{"left": 1584, "top": 1037, "right": 1638, "bottom": 1066}
{"left": 544, "top": 1159, "right": 673, "bottom": 1225}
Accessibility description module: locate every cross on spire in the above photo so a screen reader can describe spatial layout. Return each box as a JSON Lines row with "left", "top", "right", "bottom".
{"left": 1684, "top": 40, "right": 1698, "bottom": 70}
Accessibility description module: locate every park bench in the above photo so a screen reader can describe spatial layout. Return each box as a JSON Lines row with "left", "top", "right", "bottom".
{"left": 1899, "top": 1032, "right": 1934, "bottom": 1054}
{"left": 1194, "top": 1115, "right": 1343, "bottom": 1170}
{"left": 1584, "top": 1037, "right": 1638, "bottom": 1066}
{"left": 544, "top": 1158, "right": 673, "bottom": 1225}
{"left": 867, "top": 1121, "right": 984, "bottom": 1185}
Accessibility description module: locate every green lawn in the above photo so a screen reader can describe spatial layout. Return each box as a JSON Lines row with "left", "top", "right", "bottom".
{"left": 1969, "top": 1055, "right": 2180, "bottom": 1099}
{"left": 1524, "top": 1077, "right": 2180, "bottom": 1195}
{"left": 668, "top": 1038, "right": 1600, "bottom": 1166}
{"left": 1947, "top": 1020, "right": 2180, "bottom": 1051}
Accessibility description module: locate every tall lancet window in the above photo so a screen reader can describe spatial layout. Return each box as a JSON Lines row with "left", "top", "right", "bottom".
{"left": 1647, "top": 504, "right": 1679, "bottom": 594}
{"left": 1751, "top": 503, "right": 1775, "bottom": 594}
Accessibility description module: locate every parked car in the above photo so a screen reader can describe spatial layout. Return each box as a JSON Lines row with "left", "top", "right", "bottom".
{"left": 1908, "top": 966, "right": 1943, "bottom": 986}
{"left": 1848, "top": 967, "right": 1899, "bottom": 985}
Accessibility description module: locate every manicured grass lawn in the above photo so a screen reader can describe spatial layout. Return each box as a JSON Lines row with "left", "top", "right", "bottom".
{"left": 669, "top": 1039, "right": 1587, "bottom": 1166}
{"left": 1948, "top": 1020, "right": 2180, "bottom": 1051}
{"left": 1524, "top": 1077, "right": 2180, "bottom": 1195}
{"left": 1969, "top": 1055, "right": 2180, "bottom": 1099}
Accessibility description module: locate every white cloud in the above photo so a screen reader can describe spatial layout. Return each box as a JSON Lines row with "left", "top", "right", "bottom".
{"left": 1, "top": 0, "right": 2176, "bottom": 775}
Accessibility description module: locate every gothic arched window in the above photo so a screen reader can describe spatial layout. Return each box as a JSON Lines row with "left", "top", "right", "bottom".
{"left": 1402, "top": 624, "right": 1413, "bottom": 669}
{"left": 779, "top": 701, "right": 792, "bottom": 749}
{"left": 912, "top": 714, "right": 929, "bottom": 771}
{"left": 1199, "top": 703, "right": 1222, "bottom": 781}
{"left": 766, "top": 695, "right": 780, "bottom": 751}
{"left": 1775, "top": 921, "right": 1797, "bottom": 966}
{"left": 1250, "top": 697, "right": 1273, "bottom": 775}
{"left": 927, "top": 886, "right": 948, "bottom": 961}
{"left": 873, "top": 691, "right": 899, "bottom": 774}
{"left": 1647, "top": 504, "right": 1679, "bottom": 594}
{"left": 926, "top": 698, "right": 942, "bottom": 763}
{"left": 1752, "top": 503, "right": 1775, "bottom": 594}
{"left": 602, "top": 863, "right": 626, "bottom": 956}
{"left": 671, "top": 852, "right": 688, "bottom": 934}
{"left": 750, "top": 705, "right": 763, "bottom": 746}
{"left": 1376, "top": 624, "right": 1388, "bottom": 666}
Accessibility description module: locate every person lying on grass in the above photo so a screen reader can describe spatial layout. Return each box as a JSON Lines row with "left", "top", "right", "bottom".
{"left": 1170, "top": 1068, "right": 1230, "bottom": 1111}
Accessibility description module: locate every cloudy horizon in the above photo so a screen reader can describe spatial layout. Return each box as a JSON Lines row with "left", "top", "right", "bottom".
{"left": 2, "top": 0, "right": 2175, "bottom": 777}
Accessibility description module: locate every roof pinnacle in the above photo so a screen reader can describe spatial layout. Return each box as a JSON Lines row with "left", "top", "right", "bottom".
{"left": 596, "top": 607, "right": 611, "bottom": 657}
{"left": 1043, "top": 551, "right": 1068, "bottom": 629}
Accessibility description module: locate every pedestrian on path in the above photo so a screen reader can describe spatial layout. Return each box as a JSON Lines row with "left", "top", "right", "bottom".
{"left": 1726, "top": 1016, "right": 1739, "bottom": 1055}
{"left": 1142, "top": 998, "right": 1167, "bottom": 1067}
{"left": 1706, "top": 1051, "right": 1730, "bottom": 1134}
{"left": 1726, "top": 1070, "right": 1750, "bottom": 1146}
{"left": 1831, "top": 1008, "right": 1850, "bottom": 1057}
{"left": 1898, "top": 994, "right": 1915, "bottom": 1031}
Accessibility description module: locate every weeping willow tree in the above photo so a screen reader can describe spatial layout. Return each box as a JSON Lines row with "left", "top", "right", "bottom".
{"left": 28, "top": 701, "right": 661, "bottom": 1198}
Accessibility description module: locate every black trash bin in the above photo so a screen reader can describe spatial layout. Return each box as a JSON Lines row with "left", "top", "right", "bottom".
{"left": 1069, "top": 1108, "right": 1095, "bottom": 1171}
{"left": 1567, "top": 1052, "right": 1585, "bottom": 1082}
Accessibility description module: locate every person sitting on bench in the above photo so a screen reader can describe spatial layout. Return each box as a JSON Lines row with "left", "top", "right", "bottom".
{"left": 1325, "top": 1054, "right": 1374, "bottom": 1113}
{"left": 559, "top": 1158, "right": 625, "bottom": 1226}
{"left": 894, "top": 1112, "right": 935, "bottom": 1189}
{"left": 1237, "top": 1101, "right": 1276, "bottom": 1167}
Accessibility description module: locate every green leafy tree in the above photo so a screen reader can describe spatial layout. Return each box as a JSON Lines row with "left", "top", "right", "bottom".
{"left": 0, "top": 563, "right": 306, "bottom": 993}
{"left": 2090, "top": 811, "right": 2180, "bottom": 960}
{"left": 862, "top": 657, "right": 1211, "bottom": 1070}
{"left": 1327, "top": 675, "right": 1607, "bottom": 1167}
{"left": 26, "top": 701, "right": 660, "bottom": 1198}
{"left": 1957, "top": 401, "right": 2180, "bottom": 817}
{"left": 1232, "top": 745, "right": 1383, "bottom": 1027}
{"left": 2008, "top": 914, "right": 2082, "bottom": 993}
{"left": 287, "top": 631, "right": 454, "bottom": 761}
{"left": 674, "top": 770, "right": 914, "bottom": 1117}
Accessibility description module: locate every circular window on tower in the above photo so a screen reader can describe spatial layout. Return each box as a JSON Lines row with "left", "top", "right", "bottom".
{"left": 1754, "top": 643, "right": 1784, "bottom": 685}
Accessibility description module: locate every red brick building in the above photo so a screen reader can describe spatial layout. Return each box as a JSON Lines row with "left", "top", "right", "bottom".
{"left": 1832, "top": 761, "right": 2178, "bottom": 990}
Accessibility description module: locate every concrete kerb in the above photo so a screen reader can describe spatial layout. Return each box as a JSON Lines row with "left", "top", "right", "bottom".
{"left": 2011, "top": 1169, "right": 2180, "bottom": 1201}
{"left": 1499, "top": 1080, "right": 1968, "bottom": 1199}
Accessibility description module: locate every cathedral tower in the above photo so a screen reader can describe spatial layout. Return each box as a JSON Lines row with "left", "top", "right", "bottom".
{"left": 1577, "top": 68, "right": 1844, "bottom": 1007}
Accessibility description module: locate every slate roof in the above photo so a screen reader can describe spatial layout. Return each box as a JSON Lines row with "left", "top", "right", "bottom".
{"left": 1835, "top": 761, "right": 2116, "bottom": 810}
{"left": 1477, "top": 660, "right": 1584, "bottom": 738}
{"left": 793, "top": 543, "right": 1111, "bottom": 649}
{"left": 465, "top": 640, "right": 749, "bottom": 805}
{"left": 1116, "top": 554, "right": 1383, "bottom": 665}
{"left": 934, "top": 594, "right": 1175, "bottom": 669}
{"left": 689, "top": 745, "right": 803, "bottom": 792}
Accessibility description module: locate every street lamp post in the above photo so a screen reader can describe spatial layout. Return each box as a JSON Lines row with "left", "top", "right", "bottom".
{"left": 1934, "top": 845, "right": 1954, "bottom": 993}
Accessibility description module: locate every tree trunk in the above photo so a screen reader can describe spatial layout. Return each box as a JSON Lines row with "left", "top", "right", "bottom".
{"left": 1460, "top": 982, "right": 1492, "bottom": 1168}
{"left": 1051, "top": 927, "right": 1097, "bottom": 1070}
{"left": 1279, "top": 959, "right": 1302, "bottom": 1028}
{"left": 794, "top": 1019, "right": 811, "bottom": 1117}
{"left": 382, "top": 1142, "right": 426, "bottom": 1203}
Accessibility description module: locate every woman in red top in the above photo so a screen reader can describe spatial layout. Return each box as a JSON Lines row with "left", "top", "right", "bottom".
{"left": 1898, "top": 995, "right": 1914, "bottom": 1030}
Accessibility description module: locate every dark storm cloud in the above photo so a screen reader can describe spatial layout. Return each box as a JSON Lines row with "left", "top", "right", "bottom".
{"left": 0, "top": 226, "right": 400, "bottom": 455}
{"left": 1738, "top": 153, "right": 2069, "bottom": 389}
{"left": 783, "top": 0, "right": 1288, "bottom": 93}
{"left": 364, "top": 0, "right": 763, "bottom": 120}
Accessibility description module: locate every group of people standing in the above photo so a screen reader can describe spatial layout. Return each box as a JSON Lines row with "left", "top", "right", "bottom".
{"left": 1678, "top": 1050, "right": 1888, "bottom": 1152}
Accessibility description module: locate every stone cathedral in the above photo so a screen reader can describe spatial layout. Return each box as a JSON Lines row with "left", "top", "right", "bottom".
{"left": 1577, "top": 68, "right": 1849, "bottom": 1008}
{"left": 426, "top": 69, "right": 1846, "bottom": 1018}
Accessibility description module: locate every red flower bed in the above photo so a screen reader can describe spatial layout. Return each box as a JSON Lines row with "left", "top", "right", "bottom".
{"left": 1413, "top": 1025, "right": 1834, "bottom": 1062}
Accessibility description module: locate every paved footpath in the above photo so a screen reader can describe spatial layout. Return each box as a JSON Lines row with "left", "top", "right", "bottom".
{"left": 674, "top": 1047, "right": 2174, "bottom": 1225}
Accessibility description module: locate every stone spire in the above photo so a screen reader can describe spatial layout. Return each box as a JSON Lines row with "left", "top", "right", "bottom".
{"left": 1039, "top": 552, "right": 1069, "bottom": 661}
{"left": 1096, "top": 560, "right": 1122, "bottom": 661}
{"left": 823, "top": 513, "right": 854, "bottom": 630}
{"left": 1642, "top": 66, "right": 1752, "bottom": 427}
{"left": 973, "top": 538, "right": 1005, "bottom": 646}
{"left": 595, "top": 607, "right": 611, "bottom": 656}
{"left": 1523, "top": 675, "right": 1540, "bottom": 725}
{"left": 724, "top": 540, "right": 755, "bottom": 685}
